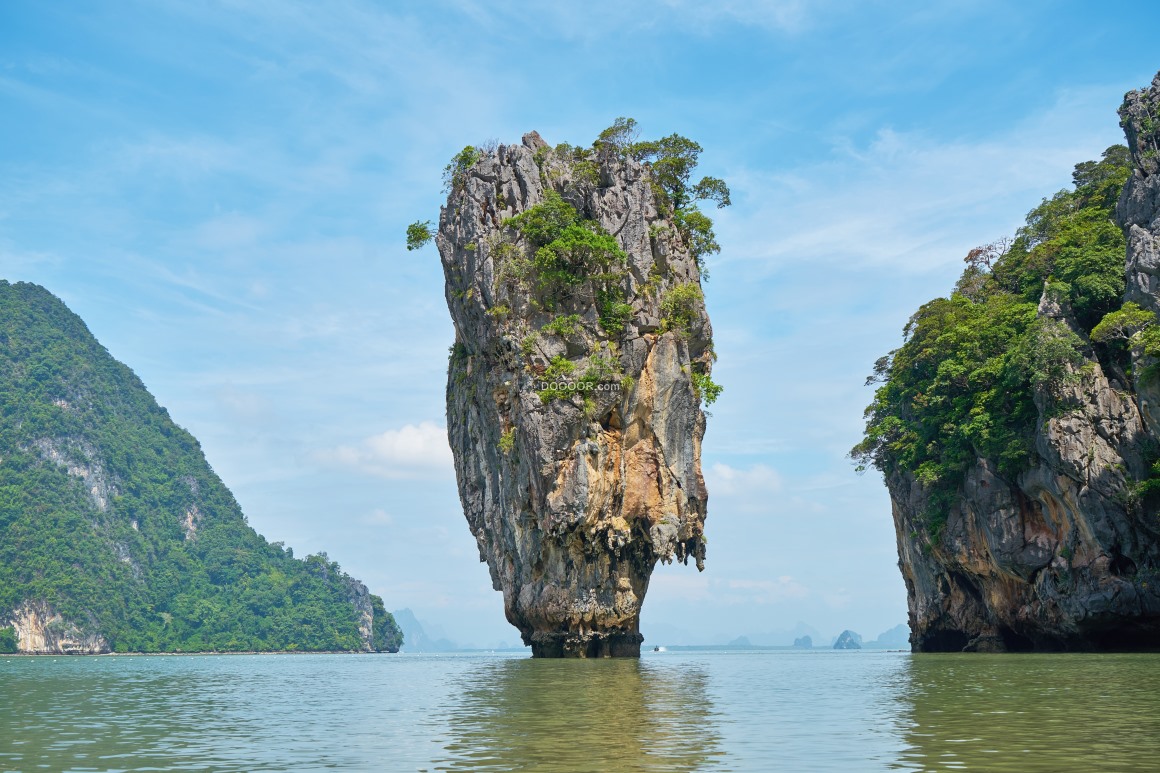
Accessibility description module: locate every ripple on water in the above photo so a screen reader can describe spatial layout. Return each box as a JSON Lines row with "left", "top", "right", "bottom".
{"left": 2, "top": 650, "right": 1159, "bottom": 772}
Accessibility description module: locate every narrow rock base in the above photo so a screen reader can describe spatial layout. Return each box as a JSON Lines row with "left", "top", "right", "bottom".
{"left": 529, "top": 630, "right": 644, "bottom": 658}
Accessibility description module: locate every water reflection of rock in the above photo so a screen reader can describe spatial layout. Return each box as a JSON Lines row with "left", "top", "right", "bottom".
{"left": 433, "top": 659, "right": 724, "bottom": 772}
{"left": 893, "top": 654, "right": 1160, "bottom": 773}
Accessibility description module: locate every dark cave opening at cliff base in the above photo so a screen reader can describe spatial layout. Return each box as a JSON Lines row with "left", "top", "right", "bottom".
{"left": 1085, "top": 625, "right": 1160, "bottom": 652}
{"left": 916, "top": 629, "right": 971, "bottom": 652}
{"left": 917, "top": 624, "right": 1160, "bottom": 653}
{"left": 998, "top": 627, "right": 1037, "bottom": 653}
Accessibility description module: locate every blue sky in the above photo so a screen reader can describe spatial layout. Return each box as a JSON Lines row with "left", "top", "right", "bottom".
{"left": 3, "top": 0, "right": 1159, "bottom": 647}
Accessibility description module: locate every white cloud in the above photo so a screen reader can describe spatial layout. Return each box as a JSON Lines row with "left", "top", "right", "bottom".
{"left": 196, "top": 212, "right": 266, "bottom": 250}
{"left": 360, "top": 508, "right": 394, "bottom": 526}
{"left": 215, "top": 386, "right": 274, "bottom": 423}
{"left": 320, "top": 421, "right": 453, "bottom": 478}
{"left": 116, "top": 134, "right": 244, "bottom": 181}
{"left": 707, "top": 462, "right": 783, "bottom": 496}
{"left": 726, "top": 576, "right": 810, "bottom": 602}
{"left": 0, "top": 241, "right": 59, "bottom": 273}
{"left": 649, "top": 572, "right": 809, "bottom": 605}
{"left": 719, "top": 84, "right": 1129, "bottom": 275}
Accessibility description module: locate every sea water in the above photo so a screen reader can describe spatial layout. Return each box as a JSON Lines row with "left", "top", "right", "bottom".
{"left": 2, "top": 649, "right": 1158, "bottom": 772}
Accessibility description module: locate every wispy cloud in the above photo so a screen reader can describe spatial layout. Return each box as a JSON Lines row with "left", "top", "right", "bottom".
{"left": 360, "top": 508, "right": 394, "bottom": 526}
{"left": 706, "top": 462, "right": 783, "bottom": 496}
{"left": 719, "top": 84, "right": 1129, "bottom": 275}
{"left": 649, "top": 573, "right": 810, "bottom": 605}
{"left": 658, "top": 0, "right": 815, "bottom": 32}
{"left": 319, "top": 421, "right": 453, "bottom": 479}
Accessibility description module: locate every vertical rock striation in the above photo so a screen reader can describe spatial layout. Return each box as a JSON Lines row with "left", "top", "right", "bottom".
{"left": 883, "top": 74, "right": 1160, "bottom": 652}
{"left": 438, "top": 133, "right": 714, "bottom": 657}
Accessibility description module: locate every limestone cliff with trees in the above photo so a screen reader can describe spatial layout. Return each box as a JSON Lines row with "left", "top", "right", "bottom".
{"left": 855, "top": 73, "right": 1160, "bottom": 651}
{"left": 410, "top": 119, "right": 726, "bottom": 656}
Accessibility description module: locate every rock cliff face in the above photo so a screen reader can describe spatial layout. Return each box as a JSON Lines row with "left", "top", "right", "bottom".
{"left": 6, "top": 601, "right": 108, "bottom": 654}
{"left": 438, "top": 132, "right": 713, "bottom": 657}
{"left": 889, "top": 77, "right": 1160, "bottom": 652}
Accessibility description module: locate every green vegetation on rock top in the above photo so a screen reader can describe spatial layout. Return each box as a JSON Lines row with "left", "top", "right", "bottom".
{"left": 413, "top": 120, "right": 727, "bottom": 410}
{"left": 853, "top": 146, "right": 1136, "bottom": 536}
{"left": 0, "top": 281, "right": 402, "bottom": 653}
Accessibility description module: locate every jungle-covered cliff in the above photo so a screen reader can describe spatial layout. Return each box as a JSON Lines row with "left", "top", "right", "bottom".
{"left": 413, "top": 121, "right": 725, "bottom": 657}
{"left": 0, "top": 281, "right": 402, "bottom": 654}
{"left": 854, "top": 73, "right": 1160, "bottom": 652}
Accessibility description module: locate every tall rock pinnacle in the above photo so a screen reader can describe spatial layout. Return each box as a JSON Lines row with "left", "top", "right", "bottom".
{"left": 434, "top": 129, "right": 720, "bottom": 657}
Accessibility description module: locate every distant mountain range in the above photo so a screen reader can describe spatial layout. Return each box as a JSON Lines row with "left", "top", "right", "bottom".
{"left": 391, "top": 608, "right": 458, "bottom": 652}
{"left": 645, "top": 620, "right": 910, "bottom": 649}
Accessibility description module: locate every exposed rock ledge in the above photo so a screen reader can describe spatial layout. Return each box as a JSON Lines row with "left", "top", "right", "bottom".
{"left": 5, "top": 601, "right": 109, "bottom": 655}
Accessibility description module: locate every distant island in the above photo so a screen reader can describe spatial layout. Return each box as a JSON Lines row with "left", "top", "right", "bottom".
{"left": 0, "top": 281, "right": 401, "bottom": 655}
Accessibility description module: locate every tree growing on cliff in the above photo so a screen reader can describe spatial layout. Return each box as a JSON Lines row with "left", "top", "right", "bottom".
{"left": 593, "top": 116, "right": 639, "bottom": 154}
{"left": 854, "top": 146, "right": 1131, "bottom": 537}
{"left": 623, "top": 128, "right": 731, "bottom": 278}
{"left": 406, "top": 220, "right": 434, "bottom": 251}
{"left": 442, "top": 146, "right": 482, "bottom": 193}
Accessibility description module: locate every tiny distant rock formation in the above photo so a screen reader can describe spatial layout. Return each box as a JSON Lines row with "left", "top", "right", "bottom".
{"left": 833, "top": 630, "right": 862, "bottom": 650}
{"left": 392, "top": 608, "right": 458, "bottom": 652}
{"left": 865, "top": 624, "right": 909, "bottom": 649}
{"left": 793, "top": 635, "right": 813, "bottom": 649}
{"left": 435, "top": 130, "right": 721, "bottom": 657}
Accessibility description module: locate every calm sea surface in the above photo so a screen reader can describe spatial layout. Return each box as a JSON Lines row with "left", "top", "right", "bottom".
{"left": 2, "top": 649, "right": 1158, "bottom": 772}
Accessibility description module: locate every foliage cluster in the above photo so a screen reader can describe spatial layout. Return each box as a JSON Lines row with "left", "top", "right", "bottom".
{"left": 406, "top": 220, "right": 434, "bottom": 251}
{"left": 498, "top": 429, "right": 515, "bottom": 454}
{"left": 505, "top": 190, "right": 630, "bottom": 324}
{"left": 691, "top": 371, "right": 723, "bottom": 406}
{"left": 0, "top": 282, "right": 403, "bottom": 653}
{"left": 660, "top": 283, "right": 704, "bottom": 336}
{"left": 600, "top": 119, "right": 730, "bottom": 279}
{"left": 535, "top": 353, "right": 622, "bottom": 404}
{"left": 1091, "top": 301, "right": 1160, "bottom": 360}
{"left": 442, "top": 146, "right": 482, "bottom": 193}
{"left": 541, "top": 314, "right": 582, "bottom": 337}
{"left": 853, "top": 147, "right": 1134, "bottom": 536}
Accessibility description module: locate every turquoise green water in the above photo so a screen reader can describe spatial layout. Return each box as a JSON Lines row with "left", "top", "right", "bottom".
{"left": 2, "top": 650, "right": 1158, "bottom": 771}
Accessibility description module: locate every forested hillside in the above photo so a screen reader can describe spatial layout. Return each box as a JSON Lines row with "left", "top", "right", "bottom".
{"left": 0, "top": 281, "right": 401, "bottom": 653}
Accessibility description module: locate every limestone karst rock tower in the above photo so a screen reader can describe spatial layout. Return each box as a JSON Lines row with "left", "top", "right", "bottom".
{"left": 435, "top": 129, "right": 721, "bottom": 657}
{"left": 856, "top": 72, "right": 1160, "bottom": 652}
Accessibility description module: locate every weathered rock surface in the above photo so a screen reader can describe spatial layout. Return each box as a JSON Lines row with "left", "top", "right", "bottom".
{"left": 890, "top": 76, "right": 1160, "bottom": 652}
{"left": 833, "top": 630, "right": 862, "bottom": 650}
{"left": 5, "top": 601, "right": 108, "bottom": 655}
{"left": 438, "top": 133, "right": 713, "bottom": 657}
